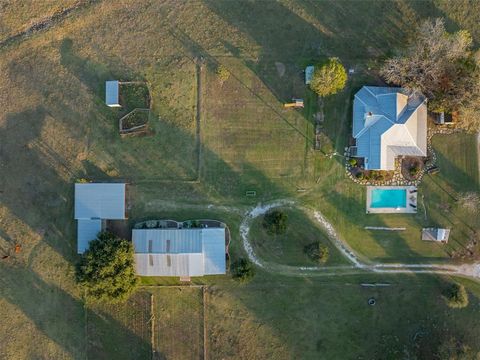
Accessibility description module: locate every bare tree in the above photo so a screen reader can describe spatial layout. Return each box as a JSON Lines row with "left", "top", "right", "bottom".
{"left": 381, "top": 18, "right": 480, "bottom": 131}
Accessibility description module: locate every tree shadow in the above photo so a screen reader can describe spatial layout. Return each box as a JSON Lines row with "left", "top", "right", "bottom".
{"left": 0, "top": 262, "right": 154, "bottom": 359}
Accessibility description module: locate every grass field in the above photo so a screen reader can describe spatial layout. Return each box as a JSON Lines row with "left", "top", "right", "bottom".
{"left": 249, "top": 207, "right": 348, "bottom": 266}
{"left": 1, "top": 0, "right": 480, "bottom": 359}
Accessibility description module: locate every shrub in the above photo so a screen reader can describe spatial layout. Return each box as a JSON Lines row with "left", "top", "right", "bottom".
{"left": 263, "top": 209, "right": 288, "bottom": 235}
{"left": 443, "top": 283, "right": 469, "bottom": 309}
{"left": 348, "top": 158, "right": 357, "bottom": 166}
{"left": 231, "top": 258, "right": 255, "bottom": 283}
{"left": 304, "top": 242, "right": 330, "bottom": 264}
{"left": 355, "top": 172, "right": 364, "bottom": 180}
{"left": 76, "top": 232, "right": 138, "bottom": 303}
{"left": 310, "top": 57, "right": 347, "bottom": 97}
{"left": 216, "top": 64, "right": 230, "bottom": 84}
{"left": 409, "top": 165, "right": 420, "bottom": 177}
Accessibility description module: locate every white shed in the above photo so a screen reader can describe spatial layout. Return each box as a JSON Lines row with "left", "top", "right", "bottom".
{"left": 305, "top": 66, "right": 315, "bottom": 85}
{"left": 105, "top": 80, "right": 120, "bottom": 107}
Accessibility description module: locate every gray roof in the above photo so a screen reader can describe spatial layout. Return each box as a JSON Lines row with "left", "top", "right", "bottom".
{"left": 105, "top": 81, "right": 120, "bottom": 107}
{"left": 133, "top": 228, "right": 226, "bottom": 277}
{"left": 77, "top": 219, "right": 102, "bottom": 254}
{"left": 353, "top": 86, "right": 427, "bottom": 170}
{"left": 74, "top": 183, "right": 126, "bottom": 220}
{"left": 422, "top": 228, "right": 450, "bottom": 242}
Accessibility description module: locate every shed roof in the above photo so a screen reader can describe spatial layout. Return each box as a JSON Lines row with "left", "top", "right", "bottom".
{"left": 74, "top": 183, "right": 126, "bottom": 220}
{"left": 77, "top": 219, "right": 102, "bottom": 254}
{"left": 422, "top": 228, "right": 450, "bottom": 242}
{"left": 133, "top": 228, "right": 226, "bottom": 277}
{"left": 105, "top": 80, "right": 120, "bottom": 107}
{"left": 305, "top": 66, "right": 314, "bottom": 84}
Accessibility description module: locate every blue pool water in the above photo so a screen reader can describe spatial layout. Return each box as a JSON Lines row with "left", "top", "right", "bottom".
{"left": 370, "top": 189, "right": 407, "bottom": 208}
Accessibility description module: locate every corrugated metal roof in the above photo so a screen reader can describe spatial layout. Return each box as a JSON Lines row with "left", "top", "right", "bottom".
{"left": 353, "top": 86, "right": 427, "bottom": 170}
{"left": 74, "top": 183, "right": 126, "bottom": 220}
{"left": 77, "top": 219, "right": 102, "bottom": 254}
{"left": 105, "top": 81, "right": 120, "bottom": 107}
{"left": 132, "top": 229, "right": 202, "bottom": 253}
{"left": 133, "top": 228, "right": 226, "bottom": 277}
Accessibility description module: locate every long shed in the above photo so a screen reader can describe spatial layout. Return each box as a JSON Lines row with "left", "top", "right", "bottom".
{"left": 133, "top": 228, "right": 226, "bottom": 277}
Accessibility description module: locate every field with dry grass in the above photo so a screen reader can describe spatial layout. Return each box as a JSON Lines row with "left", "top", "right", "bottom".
{"left": 0, "top": 0, "right": 480, "bottom": 359}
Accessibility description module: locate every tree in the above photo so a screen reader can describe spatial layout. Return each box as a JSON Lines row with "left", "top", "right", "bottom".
{"left": 304, "top": 241, "right": 330, "bottom": 264}
{"left": 443, "top": 283, "right": 469, "bottom": 309}
{"left": 437, "top": 337, "right": 478, "bottom": 360}
{"left": 310, "top": 57, "right": 347, "bottom": 96}
{"left": 263, "top": 209, "right": 288, "bottom": 235}
{"left": 76, "top": 232, "right": 138, "bottom": 303}
{"left": 216, "top": 64, "right": 230, "bottom": 84}
{"left": 381, "top": 18, "right": 480, "bottom": 131}
{"left": 231, "top": 258, "right": 255, "bottom": 283}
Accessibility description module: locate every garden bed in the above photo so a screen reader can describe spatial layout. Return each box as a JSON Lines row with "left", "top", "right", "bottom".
{"left": 119, "top": 109, "right": 149, "bottom": 135}
{"left": 401, "top": 156, "right": 424, "bottom": 181}
{"left": 119, "top": 82, "right": 151, "bottom": 110}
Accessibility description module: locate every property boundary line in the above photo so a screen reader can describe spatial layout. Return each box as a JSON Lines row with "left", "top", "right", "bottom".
{"left": 203, "top": 286, "right": 208, "bottom": 360}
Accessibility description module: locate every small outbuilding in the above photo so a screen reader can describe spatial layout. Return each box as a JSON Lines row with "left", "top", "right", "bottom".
{"left": 74, "top": 183, "right": 126, "bottom": 253}
{"left": 305, "top": 65, "right": 314, "bottom": 85}
{"left": 422, "top": 228, "right": 450, "bottom": 243}
{"left": 105, "top": 80, "right": 120, "bottom": 107}
{"left": 133, "top": 228, "right": 226, "bottom": 277}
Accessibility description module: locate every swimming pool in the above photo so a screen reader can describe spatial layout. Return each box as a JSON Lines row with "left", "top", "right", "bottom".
{"left": 370, "top": 188, "right": 407, "bottom": 208}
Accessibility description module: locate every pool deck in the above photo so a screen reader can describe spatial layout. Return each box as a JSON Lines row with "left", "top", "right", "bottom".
{"left": 366, "top": 186, "right": 418, "bottom": 214}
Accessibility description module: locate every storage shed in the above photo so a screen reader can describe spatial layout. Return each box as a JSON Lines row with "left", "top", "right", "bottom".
{"left": 422, "top": 228, "right": 450, "bottom": 243}
{"left": 105, "top": 80, "right": 120, "bottom": 107}
{"left": 305, "top": 65, "right": 314, "bottom": 85}
{"left": 74, "top": 183, "right": 126, "bottom": 253}
{"left": 133, "top": 228, "right": 226, "bottom": 277}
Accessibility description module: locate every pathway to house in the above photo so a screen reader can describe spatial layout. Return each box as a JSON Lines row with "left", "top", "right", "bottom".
{"left": 239, "top": 200, "right": 480, "bottom": 279}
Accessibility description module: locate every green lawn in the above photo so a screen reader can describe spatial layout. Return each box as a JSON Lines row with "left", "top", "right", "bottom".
{"left": 1, "top": 0, "right": 480, "bottom": 359}
{"left": 249, "top": 207, "right": 348, "bottom": 266}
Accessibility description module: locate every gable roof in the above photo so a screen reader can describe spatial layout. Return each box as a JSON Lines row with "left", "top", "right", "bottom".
{"left": 353, "top": 86, "right": 427, "bottom": 170}
{"left": 74, "top": 183, "right": 126, "bottom": 220}
{"left": 133, "top": 228, "right": 226, "bottom": 277}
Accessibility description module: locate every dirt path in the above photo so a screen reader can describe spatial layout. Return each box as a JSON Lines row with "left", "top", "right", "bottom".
{"left": 240, "top": 200, "right": 480, "bottom": 279}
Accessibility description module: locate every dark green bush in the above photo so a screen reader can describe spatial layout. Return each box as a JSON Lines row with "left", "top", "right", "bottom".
{"left": 231, "top": 258, "right": 255, "bottom": 283}
{"left": 263, "top": 209, "right": 288, "bottom": 235}
{"left": 443, "top": 283, "right": 469, "bottom": 309}
{"left": 304, "top": 241, "right": 330, "bottom": 263}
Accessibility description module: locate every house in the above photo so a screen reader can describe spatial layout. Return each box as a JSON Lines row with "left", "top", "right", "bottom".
{"left": 352, "top": 86, "right": 427, "bottom": 170}
{"left": 132, "top": 227, "right": 226, "bottom": 277}
{"left": 422, "top": 228, "right": 450, "bottom": 243}
{"left": 305, "top": 66, "right": 314, "bottom": 85}
{"left": 74, "top": 183, "right": 126, "bottom": 253}
{"left": 105, "top": 80, "right": 120, "bottom": 107}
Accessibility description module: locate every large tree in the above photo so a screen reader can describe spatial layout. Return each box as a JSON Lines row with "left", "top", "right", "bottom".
{"left": 381, "top": 18, "right": 480, "bottom": 131}
{"left": 310, "top": 57, "right": 347, "bottom": 97}
{"left": 76, "top": 232, "right": 138, "bottom": 303}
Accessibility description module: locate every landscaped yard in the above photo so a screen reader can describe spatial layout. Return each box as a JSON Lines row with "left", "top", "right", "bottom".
{"left": 1, "top": 1, "right": 480, "bottom": 359}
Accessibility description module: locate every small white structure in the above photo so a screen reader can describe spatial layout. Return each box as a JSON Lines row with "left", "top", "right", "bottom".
{"left": 133, "top": 228, "right": 226, "bottom": 277}
{"left": 105, "top": 80, "right": 120, "bottom": 107}
{"left": 422, "top": 228, "right": 450, "bottom": 243}
{"left": 74, "top": 183, "right": 126, "bottom": 253}
{"left": 305, "top": 65, "right": 314, "bottom": 85}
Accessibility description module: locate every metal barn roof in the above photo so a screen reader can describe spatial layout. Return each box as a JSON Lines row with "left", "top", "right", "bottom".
{"left": 77, "top": 219, "right": 102, "bottom": 254}
{"left": 74, "top": 183, "right": 126, "bottom": 220}
{"left": 133, "top": 228, "right": 226, "bottom": 277}
{"left": 105, "top": 80, "right": 120, "bottom": 107}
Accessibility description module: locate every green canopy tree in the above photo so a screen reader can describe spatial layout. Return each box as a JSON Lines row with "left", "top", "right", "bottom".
{"left": 310, "top": 57, "right": 347, "bottom": 96}
{"left": 443, "top": 283, "right": 469, "bottom": 309}
{"left": 76, "top": 232, "right": 138, "bottom": 303}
